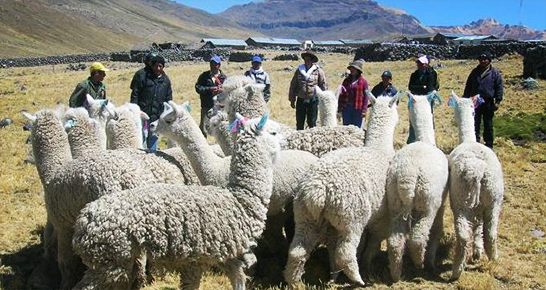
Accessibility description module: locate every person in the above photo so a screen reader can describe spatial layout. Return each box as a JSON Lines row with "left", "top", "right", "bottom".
{"left": 289, "top": 51, "right": 327, "bottom": 130}
{"left": 337, "top": 59, "right": 369, "bottom": 127}
{"left": 407, "top": 55, "right": 438, "bottom": 143}
{"left": 371, "top": 70, "right": 398, "bottom": 98}
{"left": 195, "top": 55, "right": 227, "bottom": 137}
{"left": 130, "top": 55, "right": 172, "bottom": 152}
{"left": 244, "top": 55, "right": 271, "bottom": 102}
{"left": 463, "top": 51, "right": 503, "bottom": 148}
{"left": 69, "top": 62, "right": 108, "bottom": 108}
{"left": 130, "top": 51, "right": 157, "bottom": 94}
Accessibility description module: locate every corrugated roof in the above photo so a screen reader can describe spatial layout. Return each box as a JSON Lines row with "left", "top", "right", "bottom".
{"left": 339, "top": 39, "right": 374, "bottom": 45}
{"left": 453, "top": 35, "right": 496, "bottom": 41}
{"left": 203, "top": 39, "right": 247, "bottom": 46}
{"left": 438, "top": 33, "right": 474, "bottom": 38}
{"left": 313, "top": 40, "right": 345, "bottom": 46}
{"left": 247, "top": 37, "right": 301, "bottom": 45}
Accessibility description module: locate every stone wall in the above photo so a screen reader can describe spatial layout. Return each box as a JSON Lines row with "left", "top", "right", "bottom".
{"left": 523, "top": 45, "right": 546, "bottom": 80}
{"left": 0, "top": 53, "right": 111, "bottom": 68}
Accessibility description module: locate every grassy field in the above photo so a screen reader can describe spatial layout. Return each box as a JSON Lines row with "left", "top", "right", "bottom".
{"left": 0, "top": 51, "right": 545, "bottom": 289}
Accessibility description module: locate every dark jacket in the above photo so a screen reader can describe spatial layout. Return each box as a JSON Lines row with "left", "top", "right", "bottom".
{"left": 130, "top": 67, "right": 172, "bottom": 122}
{"left": 69, "top": 77, "right": 106, "bottom": 108}
{"left": 408, "top": 68, "right": 437, "bottom": 95}
{"left": 195, "top": 70, "right": 227, "bottom": 108}
{"left": 371, "top": 82, "right": 398, "bottom": 98}
{"left": 463, "top": 65, "right": 503, "bottom": 104}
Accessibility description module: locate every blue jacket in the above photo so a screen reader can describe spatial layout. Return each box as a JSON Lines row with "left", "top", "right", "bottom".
{"left": 463, "top": 65, "right": 503, "bottom": 104}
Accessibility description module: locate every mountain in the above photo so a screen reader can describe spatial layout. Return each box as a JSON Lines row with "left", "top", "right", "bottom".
{"left": 219, "top": 0, "right": 433, "bottom": 40}
{"left": 0, "top": 0, "right": 263, "bottom": 58}
{"left": 431, "top": 18, "right": 546, "bottom": 40}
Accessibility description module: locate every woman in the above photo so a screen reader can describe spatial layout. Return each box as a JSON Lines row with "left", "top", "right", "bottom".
{"left": 338, "top": 59, "right": 369, "bottom": 127}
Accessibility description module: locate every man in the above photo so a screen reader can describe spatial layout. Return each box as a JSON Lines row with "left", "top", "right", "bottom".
{"left": 130, "top": 55, "right": 172, "bottom": 152}
{"left": 244, "top": 55, "right": 271, "bottom": 102}
{"left": 289, "top": 51, "right": 327, "bottom": 130}
{"left": 130, "top": 51, "right": 157, "bottom": 94}
{"left": 69, "top": 62, "right": 108, "bottom": 107}
{"left": 195, "top": 55, "right": 227, "bottom": 137}
{"left": 463, "top": 51, "right": 503, "bottom": 148}
{"left": 407, "top": 55, "right": 438, "bottom": 143}
{"left": 371, "top": 70, "right": 398, "bottom": 98}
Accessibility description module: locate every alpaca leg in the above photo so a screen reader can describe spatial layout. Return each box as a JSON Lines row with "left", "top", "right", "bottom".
{"left": 472, "top": 218, "right": 484, "bottom": 262}
{"left": 451, "top": 211, "right": 473, "bottom": 280}
{"left": 408, "top": 212, "right": 436, "bottom": 270}
{"left": 325, "top": 229, "right": 339, "bottom": 284}
{"left": 225, "top": 258, "right": 247, "bottom": 290}
{"left": 426, "top": 203, "right": 445, "bottom": 271}
{"left": 179, "top": 265, "right": 203, "bottom": 290}
{"left": 72, "top": 268, "right": 105, "bottom": 290}
{"left": 484, "top": 202, "right": 501, "bottom": 261}
{"left": 388, "top": 217, "right": 409, "bottom": 282}
{"left": 131, "top": 251, "right": 148, "bottom": 289}
{"left": 362, "top": 230, "right": 382, "bottom": 270}
{"left": 283, "top": 223, "right": 320, "bottom": 285}
{"left": 57, "top": 229, "right": 85, "bottom": 290}
{"left": 333, "top": 229, "right": 366, "bottom": 287}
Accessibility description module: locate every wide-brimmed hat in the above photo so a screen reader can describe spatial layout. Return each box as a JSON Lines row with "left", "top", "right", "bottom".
{"left": 301, "top": 51, "right": 318, "bottom": 62}
{"left": 347, "top": 59, "right": 365, "bottom": 73}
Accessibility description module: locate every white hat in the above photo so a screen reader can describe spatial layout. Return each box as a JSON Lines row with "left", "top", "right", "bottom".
{"left": 417, "top": 55, "right": 429, "bottom": 64}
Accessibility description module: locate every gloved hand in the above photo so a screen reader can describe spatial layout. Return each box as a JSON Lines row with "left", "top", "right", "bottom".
{"left": 493, "top": 102, "right": 500, "bottom": 111}
{"left": 290, "top": 101, "right": 296, "bottom": 109}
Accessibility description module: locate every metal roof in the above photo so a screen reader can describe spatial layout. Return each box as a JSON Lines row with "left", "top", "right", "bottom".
{"left": 339, "top": 39, "right": 374, "bottom": 45}
{"left": 437, "top": 33, "right": 475, "bottom": 39}
{"left": 453, "top": 35, "right": 497, "bottom": 41}
{"left": 202, "top": 39, "right": 247, "bottom": 46}
{"left": 313, "top": 40, "right": 345, "bottom": 46}
{"left": 247, "top": 37, "right": 301, "bottom": 45}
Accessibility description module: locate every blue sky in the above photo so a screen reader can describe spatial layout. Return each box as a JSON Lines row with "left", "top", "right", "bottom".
{"left": 177, "top": 0, "right": 546, "bottom": 31}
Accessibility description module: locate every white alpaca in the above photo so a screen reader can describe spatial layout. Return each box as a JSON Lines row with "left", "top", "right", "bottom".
{"left": 316, "top": 86, "right": 338, "bottom": 127}
{"left": 386, "top": 92, "right": 449, "bottom": 281}
{"left": 63, "top": 107, "right": 103, "bottom": 158}
{"left": 105, "top": 103, "right": 147, "bottom": 150}
{"left": 447, "top": 92, "right": 504, "bottom": 280}
{"left": 72, "top": 114, "right": 280, "bottom": 290}
{"left": 82, "top": 94, "right": 115, "bottom": 149}
{"left": 284, "top": 93, "right": 400, "bottom": 287}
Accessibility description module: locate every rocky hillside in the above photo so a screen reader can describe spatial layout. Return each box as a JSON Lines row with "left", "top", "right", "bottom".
{"left": 0, "top": 0, "right": 262, "bottom": 58}
{"left": 432, "top": 18, "right": 546, "bottom": 40}
{"left": 219, "top": 0, "right": 433, "bottom": 40}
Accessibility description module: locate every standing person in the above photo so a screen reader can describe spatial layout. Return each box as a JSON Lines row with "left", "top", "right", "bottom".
{"left": 463, "top": 51, "right": 503, "bottom": 148}
{"left": 337, "top": 59, "right": 369, "bottom": 127}
{"left": 69, "top": 62, "right": 109, "bottom": 108}
{"left": 195, "top": 55, "right": 227, "bottom": 137}
{"left": 130, "top": 51, "right": 157, "bottom": 94}
{"left": 130, "top": 55, "right": 172, "bottom": 152}
{"left": 407, "top": 55, "right": 438, "bottom": 143}
{"left": 371, "top": 70, "right": 398, "bottom": 97}
{"left": 244, "top": 55, "right": 271, "bottom": 102}
{"left": 289, "top": 51, "right": 327, "bottom": 130}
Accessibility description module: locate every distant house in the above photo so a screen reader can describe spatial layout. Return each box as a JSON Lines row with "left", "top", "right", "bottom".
{"left": 339, "top": 39, "right": 374, "bottom": 47}
{"left": 451, "top": 35, "right": 498, "bottom": 45}
{"left": 303, "top": 40, "right": 314, "bottom": 50}
{"left": 246, "top": 37, "right": 301, "bottom": 48}
{"left": 312, "top": 40, "right": 345, "bottom": 47}
{"left": 410, "top": 34, "right": 437, "bottom": 44}
{"left": 200, "top": 39, "right": 247, "bottom": 50}
{"left": 433, "top": 33, "right": 474, "bottom": 45}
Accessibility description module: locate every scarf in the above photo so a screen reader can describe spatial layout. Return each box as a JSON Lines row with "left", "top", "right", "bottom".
{"left": 248, "top": 67, "right": 264, "bottom": 81}
{"left": 298, "top": 64, "right": 317, "bottom": 81}
{"left": 479, "top": 64, "right": 492, "bottom": 79}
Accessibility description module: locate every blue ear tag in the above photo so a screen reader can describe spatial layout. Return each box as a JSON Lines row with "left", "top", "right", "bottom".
{"left": 407, "top": 95, "right": 414, "bottom": 110}
{"left": 67, "top": 120, "right": 75, "bottom": 128}
{"left": 184, "top": 102, "right": 192, "bottom": 113}
{"left": 447, "top": 97, "right": 457, "bottom": 108}
{"left": 256, "top": 112, "right": 269, "bottom": 131}
{"left": 428, "top": 93, "right": 443, "bottom": 108}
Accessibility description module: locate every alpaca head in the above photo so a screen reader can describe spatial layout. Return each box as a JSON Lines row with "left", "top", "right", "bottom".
{"left": 63, "top": 107, "right": 101, "bottom": 135}
{"left": 364, "top": 90, "right": 401, "bottom": 148}
{"left": 366, "top": 90, "right": 400, "bottom": 127}
{"left": 84, "top": 94, "right": 115, "bottom": 121}
{"left": 105, "top": 103, "right": 148, "bottom": 149}
{"left": 230, "top": 112, "right": 280, "bottom": 164}
{"left": 205, "top": 107, "right": 229, "bottom": 138}
{"left": 407, "top": 92, "right": 439, "bottom": 144}
{"left": 152, "top": 101, "right": 193, "bottom": 142}
{"left": 448, "top": 91, "right": 477, "bottom": 143}
{"left": 216, "top": 76, "right": 267, "bottom": 120}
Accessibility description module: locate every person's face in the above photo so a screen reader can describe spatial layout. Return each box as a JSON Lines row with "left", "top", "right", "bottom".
{"left": 251, "top": 61, "right": 261, "bottom": 70}
{"left": 92, "top": 70, "right": 105, "bottom": 82}
{"left": 381, "top": 75, "right": 391, "bottom": 84}
{"left": 152, "top": 63, "right": 164, "bottom": 75}
{"left": 210, "top": 62, "right": 221, "bottom": 72}
{"left": 304, "top": 57, "right": 314, "bottom": 67}
{"left": 348, "top": 67, "right": 359, "bottom": 76}
{"left": 479, "top": 57, "right": 490, "bottom": 67}
{"left": 416, "top": 61, "right": 427, "bottom": 71}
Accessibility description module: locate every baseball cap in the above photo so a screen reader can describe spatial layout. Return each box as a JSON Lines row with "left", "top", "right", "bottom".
{"left": 417, "top": 55, "right": 429, "bottom": 65}
{"left": 479, "top": 51, "right": 493, "bottom": 61}
{"left": 144, "top": 52, "right": 158, "bottom": 63}
{"left": 252, "top": 55, "right": 263, "bottom": 63}
{"left": 89, "top": 62, "right": 109, "bottom": 73}
{"left": 381, "top": 70, "right": 392, "bottom": 78}
{"left": 210, "top": 55, "right": 222, "bottom": 64}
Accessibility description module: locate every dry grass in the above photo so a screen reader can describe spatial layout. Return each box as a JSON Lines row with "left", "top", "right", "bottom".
{"left": 0, "top": 52, "right": 545, "bottom": 289}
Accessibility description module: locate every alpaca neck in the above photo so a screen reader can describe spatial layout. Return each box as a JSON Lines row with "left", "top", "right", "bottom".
{"left": 68, "top": 123, "right": 103, "bottom": 158}
{"left": 364, "top": 112, "right": 396, "bottom": 154}
{"left": 319, "top": 99, "right": 337, "bottom": 127}
{"left": 172, "top": 116, "right": 225, "bottom": 185}
{"left": 33, "top": 114, "right": 72, "bottom": 185}
{"left": 97, "top": 119, "right": 108, "bottom": 150}
{"left": 215, "top": 121, "right": 234, "bottom": 156}
{"left": 457, "top": 109, "right": 477, "bottom": 143}
{"left": 228, "top": 133, "right": 274, "bottom": 240}
{"left": 410, "top": 110, "right": 436, "bottom": 145}
{"left": 107, "top": 120, "right": 141, "bottom": 150}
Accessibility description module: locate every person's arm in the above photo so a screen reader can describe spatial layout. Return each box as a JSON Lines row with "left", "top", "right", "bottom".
{"left": 462, "top": 70, "right": 474, "bottom": 98}
{"left": 263, "top": 72, "right": 271, "bottom": 102}
{"left": 69, "top": 83, "right": 85, "bottom": 108}
{"left": 408, "top": 73, "right": 418, "bottom": 93}
{"left": 426, "top": 71, "right": 436, "bottom": 93}
{"left": 318, "top": 68, "right": 327, "bottom": 90}
{"left": 288, "top": 71, "right": 299, "bottom": 105}
{"left": 494, "top": 70, "right": 503, "bottom": 104}
{"left": 361, "top": 79, "right": 369, "bottom": 112}
{"left": 130, "top": 71, "right": 142, "bottom": 104}
{"left": 195, "top": 72, "right": 211, "bottom": 96}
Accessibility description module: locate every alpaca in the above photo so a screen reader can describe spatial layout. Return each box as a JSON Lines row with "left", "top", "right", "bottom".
{"left": 386, "top": 92, "right": 449, "bottom": 282}
{"left": 215, "top": 75, "right": 268, "bottom": 120}
{"left": 105, "top": 103, "right": 147, "bottom": 150}
{"left": 447, "top": 92, "right": 504, "bottom": 280}
{"left": 72, "top": 114, "right": 280, "bottom": 290}
{"left": 82, "top": 94, "right": 115, "bottom": 149}
{"left": 284, "top": 93, "right": 400, "bottom": 287}
{"left": 316, "top": 86, "right": 338, "bottom": 127}
{"left": 23, "top": 109, "right": 191, "bottom": 289}
{"left": 282, "top": 124, "right": 365, "bottom": 157}
{"left": 63, "top": 107, "right": 103, "bottom": 158}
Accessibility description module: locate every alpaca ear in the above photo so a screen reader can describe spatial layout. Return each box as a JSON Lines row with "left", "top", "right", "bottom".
{"left": 140, "top": 111, "right": 150, "bottom": 121}
{"left": 55, "top": 104, "right": 66, "bottom": 119}
{"left": 162, "top": 102, "right": 174, "bottom": 118}
{"left": 427, "top": 91, "right": 442, "bottom": 107}
{"left": 182, "top": 101, "right": 192, "bottom": 113}
{"left": 64, "top": 119, "right": 76, "bottom": 130}
{"left": 22, "top": 112, "right": 37, "bottom": 123}
{"left": 448, "top": 90, "right": 459, "bottom": 108}
{"left": 314, "top": 85, "right": 323, "bottom": 95}
{"left": 389, "top": 90, "right": 402, "bottom": 108}
{"left": 407, "top": 92, "right": 415, "bottom": 110}
{"left": 84, "top": 94, "right": 96, "bottom": 107}
{"left": 167, "top": 100, "right": 179, "bottom": 115}
{"left": 256, "top": 112, "right": 269, "bottom": 131}
{"left": 335, "top": 85, "right": 344, "bottom": 99}
{"left": 365, "top": 89, "right": 376, "bottom": 105}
